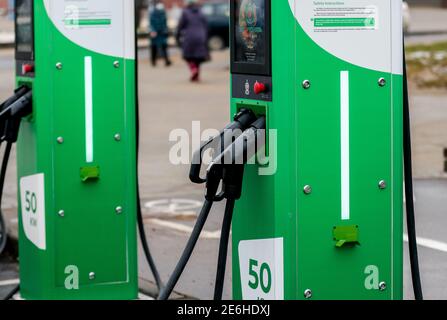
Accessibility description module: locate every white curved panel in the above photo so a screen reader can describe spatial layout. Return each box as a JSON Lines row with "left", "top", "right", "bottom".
{"left": 288, "top": 0, "right": 402, "bottom": 75}
{"left": 43, "top": 0, "right": 135, "bottom": 59}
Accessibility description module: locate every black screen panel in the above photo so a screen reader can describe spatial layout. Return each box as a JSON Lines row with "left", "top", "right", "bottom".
{"left": 231, "top": 0, "right": 271, "bottom": 76}
{"left": 15, "top": 0, "right": 34, "bottom": 61}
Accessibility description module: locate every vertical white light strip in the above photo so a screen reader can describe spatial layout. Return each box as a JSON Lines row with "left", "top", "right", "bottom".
{"left": 85, "top": 56, "right": 93, "bottom": 163}
{"left": 340, "top": 71, "right": 350, "bottom": 220}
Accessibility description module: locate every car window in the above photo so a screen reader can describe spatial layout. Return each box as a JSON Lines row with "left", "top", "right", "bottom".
{"left": 215, "top": 3, "right": 230, "bottom": 17}
{"left": 201, "top": 4, "right": 214, "bottom": 16}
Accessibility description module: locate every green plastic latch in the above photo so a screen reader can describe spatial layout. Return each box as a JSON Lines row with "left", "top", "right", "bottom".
{"left": 333, "top": 225, "right": 360, "bottom": 248}
{"left": 80, "top": 166, "right": 100, "bottom": 182}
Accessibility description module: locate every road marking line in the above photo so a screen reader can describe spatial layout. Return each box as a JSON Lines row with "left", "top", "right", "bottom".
{"left": 148, "top": 218, "right": 221, "bottom": 239}
{"left": 340, "top": 71, "right": 350, "bottom": 220}
{"left": 85, "top": 56, "right": 94, "bottom": 163}
{"left": 404, "top": 234, "right": 447, "bottom": 253}
{"left": 138, "top": 292, "right": 154, "bottom": 300}
{"left": 0, "top": 279, "right": 19, "bottom": 287}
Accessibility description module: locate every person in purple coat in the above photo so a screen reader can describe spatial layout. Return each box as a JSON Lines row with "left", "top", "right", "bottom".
{"left": 177, "top": 0, "right": 210, "bottom": 82}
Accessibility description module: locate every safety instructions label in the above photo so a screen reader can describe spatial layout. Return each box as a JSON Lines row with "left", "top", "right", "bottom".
{"left": 311, "top": 1, "right": 379, "bottom": 32}
{"left": 63, "top": 0, "right": 113, "bottom": 28}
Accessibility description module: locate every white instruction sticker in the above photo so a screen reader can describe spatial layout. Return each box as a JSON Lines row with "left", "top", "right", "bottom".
{"left": 311, "top": 2, "right": 379, "bottom": 32}
{"left": 288, "top": 0, "right": 403, "bottom": 74}
{"left": 238, "top": 238, "right": 284, "bottom": 300}
{"left": 43, "top": 0, "right": 135, "bottom": 59}
{"left": 20, "top": 173, "right": 46, "bottom": 250}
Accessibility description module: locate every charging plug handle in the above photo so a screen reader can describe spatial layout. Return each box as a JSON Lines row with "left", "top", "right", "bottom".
{"left": 189, "top": 108, "right": 256, "bottom": 184}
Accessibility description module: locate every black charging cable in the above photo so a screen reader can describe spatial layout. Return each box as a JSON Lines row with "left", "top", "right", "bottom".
{"left": 0, "top": 143, "right": 12, "bottom": 255}
{"left": 211, "top": 117, "right": 266, "bottom": 300}
{"left": 0, "top": 86, "right": 32, "bottom": 255}
{"left": 0, "top": 86, "right": 32, "bottom": 300}
{"left": 157, "top": 199, "right": 215, "bottom": 300}
{"left": 133, "top": 11, "right": 164, "bottom": 293}
{"left": 403, "top": 48, "right": 423, "bottom": 300}
{"left": 158, "top": 113, "right": 260, "bottom": 300}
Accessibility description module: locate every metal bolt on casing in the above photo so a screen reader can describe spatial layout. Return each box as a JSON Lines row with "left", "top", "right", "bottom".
{"left": 56, "top": 62, "right": 63, "bottom": 70}
{"left": 379, "top": 281, "right": 387, "bottom": 291}
{"left": 302, "top": 80, "right": 311, "bottom": 89}
{"left": 303, "top": 185, "right": 312, "bottom": 195}
{"left": 113, "top": 61, "right": 120, "bottom": 68}
{"left": 114, "top": 134, "right": 121, "bottom": 141}
{"left": 304, "top": 289, "right": 312, "bottom": 299}
{"left": 57, "top": 137, "right": 64, "bottom": 144}
{"left": 89, "top": 272, "right": 96, "bottom": 280}
{"left": 115, "top": 206, "right": 123, "bottom": 214}
{"left": 58, "top": 210, "right": 65, "bottom": 217}
{"left": 378, "top": 78, "right": 386, "bottom": 87}
{"left": 378, "top": 180, "right": 387, "bottom": 189}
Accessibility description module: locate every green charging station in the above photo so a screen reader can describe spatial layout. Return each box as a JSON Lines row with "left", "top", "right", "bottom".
{"left": 14, "top": 0, "right": 138, "bottom": 299}
{"left": 230, "top": 0, "right": 404, "bottom": 300}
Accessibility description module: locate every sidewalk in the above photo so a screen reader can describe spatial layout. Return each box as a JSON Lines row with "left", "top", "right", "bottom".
{"left": 0, "top": 15, "right": 14, "bottom": 48}
{"left": 408, "top": 7, "right": 447, "bottom": 35}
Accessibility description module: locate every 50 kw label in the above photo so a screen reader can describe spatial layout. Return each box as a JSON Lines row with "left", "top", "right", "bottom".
{"left": 20, "top": 173, "right": 46, "bottom": 250}
{"left": 238, "top": 238, "right": 284, "bottom": 300}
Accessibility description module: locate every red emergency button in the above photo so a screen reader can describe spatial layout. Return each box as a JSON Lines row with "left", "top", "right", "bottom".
{"left": 254, "top": 81, "right": 267, "bottom": 95}
{"left": 22, "top": 63, "right": 34, "bottom": 74}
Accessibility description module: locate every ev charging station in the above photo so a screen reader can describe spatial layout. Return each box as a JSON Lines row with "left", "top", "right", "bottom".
{"left": 230, "top": 0, "right": 405, "bottom": 300}
{"left": 0, "top": 0, "right": 422, "bottom": 302}
{"left": 12, "top": 0, "right": 138, "bottom": 299}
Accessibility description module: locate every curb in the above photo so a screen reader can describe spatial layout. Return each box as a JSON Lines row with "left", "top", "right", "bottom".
{"left": 407, "top": 30, "right": 447, "bottom": 36}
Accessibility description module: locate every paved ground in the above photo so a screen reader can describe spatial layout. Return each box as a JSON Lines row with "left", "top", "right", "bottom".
{"left": 1, "top": 44, "right": 447, "bottom": 299}
{"left": 407, "top": 7, "right": 447, "bottom": 34}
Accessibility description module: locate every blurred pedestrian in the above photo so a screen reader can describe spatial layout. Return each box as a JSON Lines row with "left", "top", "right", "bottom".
{"left": 177, "top": 0, "right": 209, "bottom": 82}
{"left": 149, "top": 2, "right": 172, "bottom": 67}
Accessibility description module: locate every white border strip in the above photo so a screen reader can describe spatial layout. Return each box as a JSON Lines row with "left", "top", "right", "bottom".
{"left": 148, "top": 219, "right": 221, "bottom": 239}
{"left": 340, "top": 71, "right": 350, "bottom": 220}
{"left": 85, "top": 56, "right": 94, "bottom": 163}
{"left": 404, "top": 234, "right": 447, "bottom": 253}
{"left": 0, "top": 279, "right": 20, "bottom": 287}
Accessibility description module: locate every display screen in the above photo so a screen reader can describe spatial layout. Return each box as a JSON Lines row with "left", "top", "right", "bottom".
{"left": 16, "top": 0, "right": 33, "bottom": 55}
{"left": 234, "top": 0, "right": 267, "bottom": 65}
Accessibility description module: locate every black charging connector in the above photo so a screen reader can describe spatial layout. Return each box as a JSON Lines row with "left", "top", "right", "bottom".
{"left": 210, "top": 116, "right": 266, "bottom": 300}
{"left": 159, "top": 114, "right": 265, "bottom": 300}
{"left": 190, "top": 108, "right": 256, "bottom": 184}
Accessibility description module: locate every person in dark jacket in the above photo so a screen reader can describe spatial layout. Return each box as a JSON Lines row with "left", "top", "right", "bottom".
{"left": 177, "top": 0, "right": 210, "bottom": 82}
{"left": 150, "top": 2, "right": 172, "bottom": 67}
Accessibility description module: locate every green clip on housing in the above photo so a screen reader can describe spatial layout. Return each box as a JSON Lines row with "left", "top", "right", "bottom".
{"left": 333, "top": 225, "right": 360, "bottom": 248}
{"left": 80, "top": 166, "right": 100, "bottom": 182}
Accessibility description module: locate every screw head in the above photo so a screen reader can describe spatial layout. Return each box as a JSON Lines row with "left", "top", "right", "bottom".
{"left": 56, "top": 62, "right": 63, "bottom": 70}
{"left": 115, "top": 206, "right": 123, "bottom": 214}
{"left": 303, "top": 185, "right": 312, "bottom": 195}
{"left": 378, "top": 180, "right": 387, "bottom": 190}
{"left": 302, "top": 80, "right": 311, "bottom": 89}
{"left": 89, "top": 272, "right": 96, "bottom": 280}
{"left": 378, "top": 78, "right": 386, "bottom": 87}
{"left": 379, "top": 281, "right": 387, "bottom": 291}
{"left": 304, "top": 289, "right": 312, "bottom": 299}
{"left": 57, "top": 137, "right": 64, "bottom": 144}
{"left": 58, "top": 210, "right": 65, "bottom": 217}
{"left": 114, "top": 134, "right": 121, "bottom": 141}
{"left": 113, "top": 61, "right": 120, "bottom": 68}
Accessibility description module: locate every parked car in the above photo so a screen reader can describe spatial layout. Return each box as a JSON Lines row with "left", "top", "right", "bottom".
{"left": 403, "top": 1, "right": 411, "bottom": 33}
{"left": 201, "top": 1, "right": 230, "bottom": 51}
